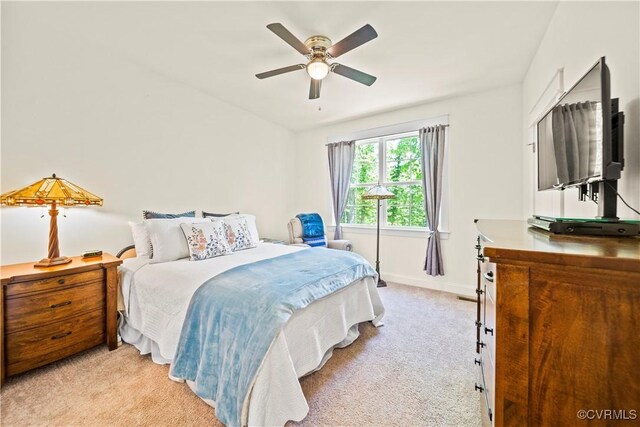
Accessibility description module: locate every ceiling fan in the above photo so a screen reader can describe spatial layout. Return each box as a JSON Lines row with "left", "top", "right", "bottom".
{"left": 256, "top": 23, "right": 378, "bottom": 100}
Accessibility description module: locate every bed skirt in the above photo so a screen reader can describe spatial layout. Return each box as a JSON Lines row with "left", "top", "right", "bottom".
{"left": 120, "top": 277, "right": 384, "bottom": 426}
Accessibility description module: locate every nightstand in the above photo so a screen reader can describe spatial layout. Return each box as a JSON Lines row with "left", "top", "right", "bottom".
{"left": 0, "top": 253, "right": 122, "bottom": 385}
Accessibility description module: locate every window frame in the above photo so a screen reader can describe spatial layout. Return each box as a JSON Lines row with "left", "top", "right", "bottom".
{"left": 345, "top": 131, "right": 426, "bottom": 229}
{"left": 329, "top": 116, "right": 450, "bottom": 235}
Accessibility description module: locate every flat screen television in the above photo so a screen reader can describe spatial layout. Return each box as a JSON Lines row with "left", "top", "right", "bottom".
{"left": 537, "top": 57, "right": 621, "bottom": 192}
{"left": 534, "top": 56, "right": 628, "bottom": 224}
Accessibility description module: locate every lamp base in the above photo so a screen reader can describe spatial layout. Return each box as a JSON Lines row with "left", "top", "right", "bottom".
{"left": 34, "top": 256, "right": 72, "bottom": 268}
{"left": 377, "top": 278, "right": 388, "bottom": 288}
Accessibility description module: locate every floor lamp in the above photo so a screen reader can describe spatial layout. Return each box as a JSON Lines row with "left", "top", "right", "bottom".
{"left": 361, "top": 185, "right": 395, "bottom": 287}
{"left": 1, "top": 174, "right": 103, "bottom": 267}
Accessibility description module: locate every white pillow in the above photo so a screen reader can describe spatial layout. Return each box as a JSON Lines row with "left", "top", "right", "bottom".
{"left": 180, "top": 221, "right": 232, "bottom": 261}
{"left": 128, "top": 221, "right": 152, "bottom": 258}
{"left": 221, "top": 215, "right": 256, "bottom": 252}
{"left": 145, "top": 217, "right": 211, "bottom": 264}
{"left": 225, "top": 214, "right": 260, "bottom": 243}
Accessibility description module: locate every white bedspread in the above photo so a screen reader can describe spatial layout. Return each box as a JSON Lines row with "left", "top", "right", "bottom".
{"left": 119, "top": 243, "right": 384, "bottom": 426}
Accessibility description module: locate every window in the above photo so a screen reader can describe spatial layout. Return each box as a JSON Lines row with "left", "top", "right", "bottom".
{"left": 342, "top": 131, "right": 427, "bottom": 228}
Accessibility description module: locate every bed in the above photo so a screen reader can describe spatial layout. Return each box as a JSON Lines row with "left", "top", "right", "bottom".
{"left": 118, "top": 241, "right": 385, "bottom": 426}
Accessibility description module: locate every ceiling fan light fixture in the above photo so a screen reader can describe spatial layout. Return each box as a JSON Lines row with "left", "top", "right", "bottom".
{"left": 306, "top": 58, "right": 330, "bottom": 80}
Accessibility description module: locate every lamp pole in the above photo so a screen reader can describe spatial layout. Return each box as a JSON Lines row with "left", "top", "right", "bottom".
{"left": 47, "top": 199, "right": 60, "bottom": 260}
{"left": 35, "top": 199, "right": 71, "bottom": 267}
{"left": 375, "top": 198, "right": 386, "bottom": 287}
{"left": 362, "top": 184, "right": 394, "bottom": 288}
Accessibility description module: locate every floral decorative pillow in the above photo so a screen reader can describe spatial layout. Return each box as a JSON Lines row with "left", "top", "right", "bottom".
{"left": 180, "top": 221, "right": 232, "bottom": 261}
{"left": 222, "top": 216, "right": 256, "bottom": 252}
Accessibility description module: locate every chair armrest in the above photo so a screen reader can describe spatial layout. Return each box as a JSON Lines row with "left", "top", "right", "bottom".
{"left": 117, "top": 245, "right": 137, "bottom": 259}
{"left": 328, "top": 240, "right": 353, "bottom": 252}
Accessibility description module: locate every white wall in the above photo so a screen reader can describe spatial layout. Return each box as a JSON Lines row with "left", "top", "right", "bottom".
{"left": 292, "top": 85, "right": 523, "bottom": 296}
{"left": 0, "top": 6, "right": 295, "bottom": 265}
{"left": 522, "top": 1, "right": 640, "bottom": 220}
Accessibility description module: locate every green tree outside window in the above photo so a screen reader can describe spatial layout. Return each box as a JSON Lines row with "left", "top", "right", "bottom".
{"left": 342, "top": 134, "right": 427, "bottom": 228}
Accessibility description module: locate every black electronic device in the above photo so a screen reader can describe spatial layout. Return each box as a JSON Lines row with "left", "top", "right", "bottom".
{"left": 82, "top": 250, "right": 103, "bottom": 258}
{"left": 527, "top": 216, "right": 639, "bottom": 236}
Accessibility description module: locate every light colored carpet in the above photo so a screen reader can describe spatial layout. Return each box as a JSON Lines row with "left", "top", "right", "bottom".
{"left": 1, "top": 284, "right": 481, "bottom": 426}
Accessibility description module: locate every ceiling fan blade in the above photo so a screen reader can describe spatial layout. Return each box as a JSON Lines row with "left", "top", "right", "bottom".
{"left": 327, "top": 24, "right": 377, "bottom": 58}
{"left": 309, "top": 79, "right": 321, "bottom": 99}
{"left": 256, "top": 64, "right": 305, "bottom": 79}
{"left": 332, "top": 64, "right": 377, "bottom": 86}
{"left": 266, "top": 23, "right": 310, "bottom": 56}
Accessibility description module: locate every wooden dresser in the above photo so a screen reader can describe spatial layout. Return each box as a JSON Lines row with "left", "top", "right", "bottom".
{"left": 474, "top": 220, "right": 640, "bottom": 426}
{"left": 1, "top": 254, "right": 122, "bottom": 385}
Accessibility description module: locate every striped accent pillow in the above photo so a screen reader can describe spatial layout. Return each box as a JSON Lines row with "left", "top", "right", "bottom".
{"left": 203, "top": 211, "right": 239, "bottom": 218}
{"left": 143, "top": 210, "right": 196, "bottom": 220}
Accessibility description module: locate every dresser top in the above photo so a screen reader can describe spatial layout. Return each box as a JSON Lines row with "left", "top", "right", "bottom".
{"left": 1, "top": 254, "right": 122, "bottom": 285}
{"left": 476, "top": 220, "right": 640, "bottom": 272}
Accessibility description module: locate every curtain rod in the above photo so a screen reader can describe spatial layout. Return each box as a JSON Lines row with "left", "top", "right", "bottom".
{"left": 326, "top": 124, "right": 449, "bottom": 145}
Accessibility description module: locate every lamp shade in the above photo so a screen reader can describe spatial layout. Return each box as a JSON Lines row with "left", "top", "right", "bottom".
{"left": 361, "top": 185, "right": 396, "bottom": 200}
{"left": 1, "top": 174, "right": 103, "bottom": 207}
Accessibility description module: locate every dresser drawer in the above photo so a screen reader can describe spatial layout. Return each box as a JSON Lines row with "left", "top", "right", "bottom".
{"left": 484, "top": 295, "right": 495, "bottom": 366}
{"left": 5, "top": 281, "right": 105, "bottom": 333}
{"left": 480, "top": 261, "right": 496, "bottom": 362}
{"left": 4, "top": 269, "right": 104, "bottom": 298}
{"left": 479, "top": 357, "right": 494, "bottom": 426}
{"left": 5, "top": 309, "right": 105, "bottom": 376}
{"left": 483, "top": 351, "right": 495, "bottom": 425}
{"left": 483, "top": 265, "right": 496, "bottom": 366}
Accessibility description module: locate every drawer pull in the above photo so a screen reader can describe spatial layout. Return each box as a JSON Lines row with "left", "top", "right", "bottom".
{"left": 476, "top": 255, "right": 485, "bottom": 262}
{"left": 485, "top": 327, "right": 494, "bottom": 336}
{"left": 58, "top": 278, "right": 65, "bottom": 284}
{"left": 474, "top": 358, "right": 481, "bottom": 366}
{"left": 483, "top": 271, "right": 494, "bottom": 282}
{"left": 475, "top": 383, "right": 484, "bottom": 393}
{"left": 50, "top": 301, "right": 72, "bottom": 309}
{"left": 51, "top": 331, "right": 72, "bottom": 340}
{"left": 478, "top": 341, "right": 486, "bottom": 348}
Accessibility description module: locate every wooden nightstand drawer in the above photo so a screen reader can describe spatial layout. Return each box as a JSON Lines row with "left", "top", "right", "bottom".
{"left": 5, "top": 270, "right": 104, "bottom": 298}
{"left": 5, "top": 281, "right": 105, "bottom": 333}
{"left": 5, "top": 309, "right": 105, "bottom": 376}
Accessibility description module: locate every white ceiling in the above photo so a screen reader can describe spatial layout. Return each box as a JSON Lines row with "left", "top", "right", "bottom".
{"left": 10, "top": 1, "right": 558, "bottom": 132}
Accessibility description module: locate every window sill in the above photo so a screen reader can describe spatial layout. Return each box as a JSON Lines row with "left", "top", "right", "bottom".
{"left": 327, "top": 224, "right": 450, "bottom": 239}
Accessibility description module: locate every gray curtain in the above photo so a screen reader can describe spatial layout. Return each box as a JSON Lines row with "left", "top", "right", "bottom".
{"left": 420, "top": 126, "right": 446, "bottom": 276}
{"left": 551, "top": 101, "right": 599, "bottom": 185}
{"left": 327, "top": 140, "right": 355, "bottom": 240}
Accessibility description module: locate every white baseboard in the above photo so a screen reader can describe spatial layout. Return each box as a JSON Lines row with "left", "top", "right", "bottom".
{"left": 382, "top": 272, "right": 475, "bottom": 298}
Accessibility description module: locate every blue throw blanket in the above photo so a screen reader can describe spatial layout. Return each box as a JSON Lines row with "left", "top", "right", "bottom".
{"left": 297, "top": 213, "right": 326, "bottom": 247}
{"left": 170, "top": 248, "right": 376, "bottom": 427}
{"left": 301, "top": 236, "right": 327, "bottom": 247}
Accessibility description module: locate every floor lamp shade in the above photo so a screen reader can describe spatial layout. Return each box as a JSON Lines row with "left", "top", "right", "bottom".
{"left": 1, "top": 174, "right": 103, "bottom": 267}
{"left": 361, "top": 185, "right": 395, "bottom": 287}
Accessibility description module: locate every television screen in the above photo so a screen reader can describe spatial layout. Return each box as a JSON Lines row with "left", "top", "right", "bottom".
{"left": 537, "top": 60, "right": 608, "bottom": 190}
